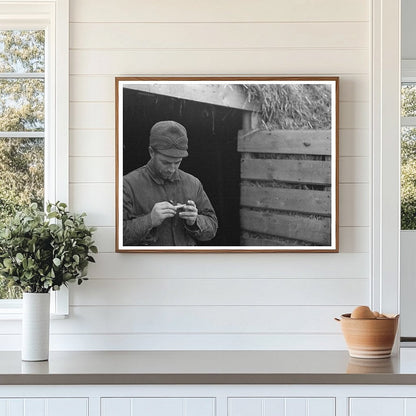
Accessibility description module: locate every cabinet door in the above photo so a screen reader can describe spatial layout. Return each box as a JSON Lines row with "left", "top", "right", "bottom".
{"left": 0, "top": 398, "right": 88, "bottom": 416}
{"left": 101, "top": 397, "right": 215, "bottom": 416}
{"left": 350, "top": 398, "right": 416, "bottom": 416}
{"left": 228, "top": 397, "right": 335, "bottom": 416}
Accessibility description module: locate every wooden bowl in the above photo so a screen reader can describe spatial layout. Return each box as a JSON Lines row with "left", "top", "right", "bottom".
{"left": 337, "top": 313, "right": 399, "bottom": 359}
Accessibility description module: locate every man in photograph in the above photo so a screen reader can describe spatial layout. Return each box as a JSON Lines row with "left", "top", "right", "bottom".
{"left": 123, "top": 120, "right": 218, "bottom": 246}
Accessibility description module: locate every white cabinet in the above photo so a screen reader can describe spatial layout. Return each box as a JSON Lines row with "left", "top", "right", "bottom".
{"left": 101, "top": 397, "right": 215, "bottom": 416}
{"left": 0, "top": 398, "right": 88, "bottom": 416}
{"left": 349, "top": 398, "right": 416, "bottom": 416}
{"left": 4, "top": 384, "right": 416, "bottom": 416}
{"left": 228, "top": 397, "right": 335, "bottom": 416}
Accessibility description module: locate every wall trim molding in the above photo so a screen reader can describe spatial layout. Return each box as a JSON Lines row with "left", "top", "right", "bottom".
{"left": 371, "top": 0, "right": 401, "bottom": 315}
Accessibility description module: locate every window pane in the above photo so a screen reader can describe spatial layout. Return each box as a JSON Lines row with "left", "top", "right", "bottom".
{"left": 0, "top": 284, "right": 22, "bottom": 300}
{"left": 0, "top": 30, "right": 45, "bottom": 73}
{"left": 0, "top": 137, "right": 44, "bottom": 218}
{"left": 0, "top": 78, "right": 44, "bottom": 131}
{"left": 0, "top": 137, "right": 43, "bottom": 299}
{"left": 401, "top": 127, "right": 416, "bottom": 162}
{"left": 401, "top": 127, "right": 416, "bottom": 230}
{"left": 402, "top": 84, "right": 416, "bottom": 117}
{"left": 0, "top": 29, "right": 45, "bottom": 301}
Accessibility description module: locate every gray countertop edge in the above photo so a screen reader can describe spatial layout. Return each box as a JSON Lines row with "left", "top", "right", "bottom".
{"left": 2, "top": 373, "right": 416, "bottom": 385}
{"left": 3, "top": 350, "right": 416, "bottom": 385}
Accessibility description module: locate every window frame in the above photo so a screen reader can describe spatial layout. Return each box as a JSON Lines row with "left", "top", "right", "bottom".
{"left": 371, "top": 0, "right": 401, "bottom": 319}
{"left": 0, "top": 0, "right": 69, "bottom": 316}
{"left": 401, "top": 61, "right": 416, "bottom": 128}
{"left": 401, "top": 61, "right": 416, "bottom": 234}
{"left": 400, "top": 60, "right": 416, "bottom": 340}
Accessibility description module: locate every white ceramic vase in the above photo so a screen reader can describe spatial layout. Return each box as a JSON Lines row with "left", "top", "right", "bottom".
{"left": 22, "top": 292, "right": 50, "bottom": 361}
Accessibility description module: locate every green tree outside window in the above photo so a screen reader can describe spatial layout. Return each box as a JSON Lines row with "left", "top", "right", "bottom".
{"left": 0, "top": 30, "right": 45, "bottom": 299}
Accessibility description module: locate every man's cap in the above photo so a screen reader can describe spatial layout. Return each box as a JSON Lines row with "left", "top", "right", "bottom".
{"left": 149, "top": 120, "right": 188, "bottom": 158}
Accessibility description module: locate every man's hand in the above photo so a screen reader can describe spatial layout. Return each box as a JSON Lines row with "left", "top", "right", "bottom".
{"left": 178, "top": 200, "right": 198, "bottom": 226}
{"left": 150, "top": 201, "right": 176, "bottom": 227}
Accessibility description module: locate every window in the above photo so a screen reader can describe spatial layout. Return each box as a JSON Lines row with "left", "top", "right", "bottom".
{"left": 0, "top": 29, "right": 45, "bottom": 300}
{"left": 0, "top": 0, "right": 69, "bottom": 314}
{"left": 401, "top": 76, "right": 416, "bottom": 230}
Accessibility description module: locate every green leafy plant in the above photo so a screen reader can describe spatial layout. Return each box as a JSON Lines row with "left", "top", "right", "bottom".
{"left": 0, "top": 202, "right": 97, "bottom": 293}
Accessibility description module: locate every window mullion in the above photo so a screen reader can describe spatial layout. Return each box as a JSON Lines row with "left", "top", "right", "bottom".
{"left": 0, "top": 132, "right": 44, "bottom": 138}
{"left": 0, "top": 72, "right": 44, "bottom": 79}
{"left": 401, "top": 117, "right": 416, "bottom": 127}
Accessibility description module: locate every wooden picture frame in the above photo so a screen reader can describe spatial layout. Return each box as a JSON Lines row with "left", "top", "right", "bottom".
{"left": 116, "top": 77, "right": 339, "bottom": 252}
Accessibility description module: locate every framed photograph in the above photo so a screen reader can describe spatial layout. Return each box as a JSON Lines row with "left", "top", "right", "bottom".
{"left": 116, "top": 77, "right": 339, "bottom": 253}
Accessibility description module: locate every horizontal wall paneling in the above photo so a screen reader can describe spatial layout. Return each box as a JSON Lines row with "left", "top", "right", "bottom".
{"left": 60, "top": 0, "right": 373, "bottom": 350}
{"left": 69, "top": 0, "right": 369, "bottom": 23}
{"left": 70, "top": 22, "right": 368, "bottom": 50}
{"left": 69, "top": 129, "right": 115, "bottom": 157}
{"left": 70, "top": 49, "right": 368, "bottom": 76}
{"left": 70, "top": 278, "right": 369, "bottom": 306}
{"left": 85, "top": 252, "right": 369, "bottom": 279}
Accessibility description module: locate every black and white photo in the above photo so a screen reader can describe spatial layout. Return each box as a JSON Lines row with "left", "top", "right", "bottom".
{"left": 115, "top": 77, "right": 339, "bottom": 252}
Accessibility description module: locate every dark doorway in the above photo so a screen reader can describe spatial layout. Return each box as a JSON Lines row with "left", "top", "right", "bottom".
{"left": 123, "top": 89, "right": 243, "bottom": 246}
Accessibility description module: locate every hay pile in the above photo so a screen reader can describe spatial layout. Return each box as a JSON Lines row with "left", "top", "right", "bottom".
{"left": 243, "top": 83, "right": 332, "bottom": 130}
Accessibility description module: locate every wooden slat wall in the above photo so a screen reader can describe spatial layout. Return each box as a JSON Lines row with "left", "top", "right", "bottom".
{"left": 238, "top": 129, "right": 332, "bottom": 245}
{"left": 240, "top": 209, "right": 331, "bottom": 245}
{"left": 0, "top": 0, "right": 373, "bottom": 351}
{"left": 238, "top": 130, "right": 332, "bottom": 155}
{"left": 241, "top": 186, "right": 331, "bottom": 216}
{"left": 240, "top": 158, "right": 331, "bottom": 185}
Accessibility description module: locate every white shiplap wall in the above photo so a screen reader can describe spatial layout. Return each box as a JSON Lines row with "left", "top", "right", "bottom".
{"left": 55, "top": 0, "right": 371, "bottom": 350}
